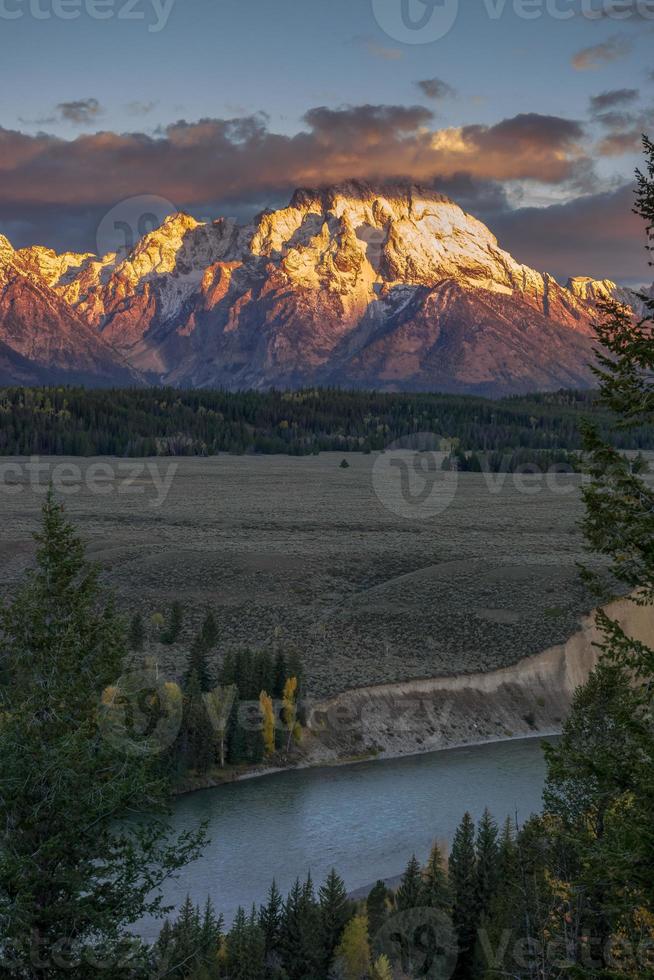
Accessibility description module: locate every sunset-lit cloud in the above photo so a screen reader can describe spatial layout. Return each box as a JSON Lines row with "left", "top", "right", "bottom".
{"left": 572, "top": 36, "right": 633, "bottom": 71}
{"left": 0, "top": 101, "right": 646, "bottom": 284}
{"left": 0, "top": 107, "right": 591, "bottom": 215}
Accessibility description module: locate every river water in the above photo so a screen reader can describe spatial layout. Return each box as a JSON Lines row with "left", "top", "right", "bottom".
{"left": 140, "top": 735, "right": 554, "bottom": 940}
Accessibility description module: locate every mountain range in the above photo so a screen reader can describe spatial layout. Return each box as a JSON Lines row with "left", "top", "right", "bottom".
{"left": 0, "top": 182, "right": 648, "bottom": 395}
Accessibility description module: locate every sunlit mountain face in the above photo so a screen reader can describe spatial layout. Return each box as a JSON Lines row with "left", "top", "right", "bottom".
{"left": 0, "top": 183, "right": 647, "bottom": 393}
{"left": 0, "top": 0, "right": 652, "bottom": 388}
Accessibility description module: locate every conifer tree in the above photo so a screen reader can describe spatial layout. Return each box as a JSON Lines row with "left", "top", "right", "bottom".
{"left": 259, "top": 878, "right": 283, "bottom": 962}
{"left": 319, "top": 868, "right": 352, "bottom": 969}
{"left": 180, "top": 670, "right": 215, "bottom": 774}
{"left": 478, "top": 818, "right": 519, "bottom": 979}
{"left": 225, "top": 907, "right": 249, "bottom": 979}
{"left": 395, "top": 854, "right": 423, "bottom": 911}
{"left": 0, "top": 492, "right": 205, "bottom": 973}
{"left": 273, "top": 649, "right": 288, "bottom": 698}
{"left": 422, "top": 842, "right": 451, "bottom": 911}
{"left": 539, "top": 136, "right": 654, "bottom": 972}
{"left": 366, "top": 881, "right": 390, "bottom": 942}
{"left": 161, "top": 600, "right": 184, "bottom": 645}
{"left": 475, "top": 809, "right": 499, "bottom": 918}
{"left": 281, "top": 875, "right": 324, "bottom": 980}
{"left": 184, "top": 631, "right": 213, "bottom": 693}
{"left": 449, "top": 812, "right": 478, "bottom": 978}
{"left": 199, "top": 610, "right": 218, "bottom": 651}
{"left": 128, "top": 611, "right": 145, "bottom": 652}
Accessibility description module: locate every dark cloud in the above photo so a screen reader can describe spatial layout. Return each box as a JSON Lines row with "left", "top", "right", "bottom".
{"left": 589, "top": 93, "right": 654, "bottom": 157}
{"left": 416, "top": 78, "right": 456, "bottom": 101}
{"left": 464, "top": 113, "right": 584, "bottom": 146}
{"left": 431, "top": 175, "right": 511, "bottom": 215}
{"left": 56, "top": 98, "right": 103, "bottom": 125}
{"left": 572, "top": 35, "right": 633, "bottom": 70}
{"left": 590, "top": 88, "right": 639, "bottom": 112}
{"left": 491, "top": 183, "right": 650, "bottom": 284}
{"left": 302, "top": 104, "right": 433, "bottom": 141}
{"left": 598, "top": 122, "right": 653, "bottom": 156}
{"left": 456, "top": 114, "right": 588, "bottom": 184}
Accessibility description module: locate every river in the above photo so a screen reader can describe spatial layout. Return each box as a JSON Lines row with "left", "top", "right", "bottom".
{"left": 140, "top": 735, "right": 554, "bottom": 940}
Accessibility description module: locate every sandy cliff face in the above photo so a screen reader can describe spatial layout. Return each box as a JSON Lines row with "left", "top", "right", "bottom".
{"left": 299, "top": 596, "right": 654, "bottom": 765}
{"left": 1, "top": 183, "right": 648, "bottom": 392}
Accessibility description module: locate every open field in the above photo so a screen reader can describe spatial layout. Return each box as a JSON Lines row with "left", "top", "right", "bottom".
{"left": 0, "top": 453, "right": 647, "bottom": 698}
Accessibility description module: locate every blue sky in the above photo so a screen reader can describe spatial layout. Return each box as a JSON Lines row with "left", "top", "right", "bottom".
{"left": 1, "top": 0, "right": 653, "bottom": 281}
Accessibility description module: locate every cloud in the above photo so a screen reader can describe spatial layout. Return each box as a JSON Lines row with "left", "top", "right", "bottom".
{"left": 0, "top": 106, "right": 594, "bottom": 252}
{"left": 597, "top": 118, "right": 653, "bottom": 155}
{"left": 572, "top": 35, "right": 633, "bottom": 70}
{"left": 56, "top": 98, "right": 103, "bottom": 125}
{"left": 491, "top": 183, "right": 650, "bottom": 284}
{"left": 353, "top": 35, "right": 404, "bottom": 60}
{"left": 446, "top": 113, "right": 588, "bottom": 184}
{"left": 588, "top": 90, "right": 654, "bottom": 156}
{"left": 416, "top": 78, "right": 456, "bottom": 101}
{"left": 590, "top": 88, "right": 639, "bottom": 112}
{"left": 126, "top": 101, "right": 157, "bottom": 117}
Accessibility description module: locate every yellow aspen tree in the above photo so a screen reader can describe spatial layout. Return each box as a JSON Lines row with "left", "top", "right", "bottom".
{"left": 259, "top": 690, "right": 275, "bottom": 756}
{"left": 335, "top": 914, "right": 371, "bottom": 980}
{"left": 282, "top": 676, "right": 298, "bottom": 752}
{"left": 203, "top": 685, "right": 237, "bottom": 769}
{"left": 370, "top": 954, "right": 393, "bottom": 980}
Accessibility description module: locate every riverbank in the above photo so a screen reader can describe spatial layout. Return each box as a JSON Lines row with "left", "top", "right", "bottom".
{"left": 176, "top": 595, "right": 653, "bottom": 796}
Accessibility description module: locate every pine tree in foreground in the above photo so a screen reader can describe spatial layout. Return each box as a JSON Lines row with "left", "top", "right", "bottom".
{"left": 259, "top": 878, "right": 283, "bottom": 963}
{"left": 539, "top": 135, "right": 654, "bottom": 975}
{"left": 475, "top": 808, "right": 499, "bottom": 919}
{"left": 422, "top": 841, "right": 451, "bottom": 911}
{"left": 395, "top": 854, "right": 423, "bottom": 911}
{"left": 449, "top": 812, "right": 478, "bottom": 979}
{"left": 0, "top": 491, "right": 205, "bottom": 976}
{"left": 366, "top": 880, "right": 390, "bottom": 943}
{"left": 319, "top": 868, "right": 353, "bottom": 970}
